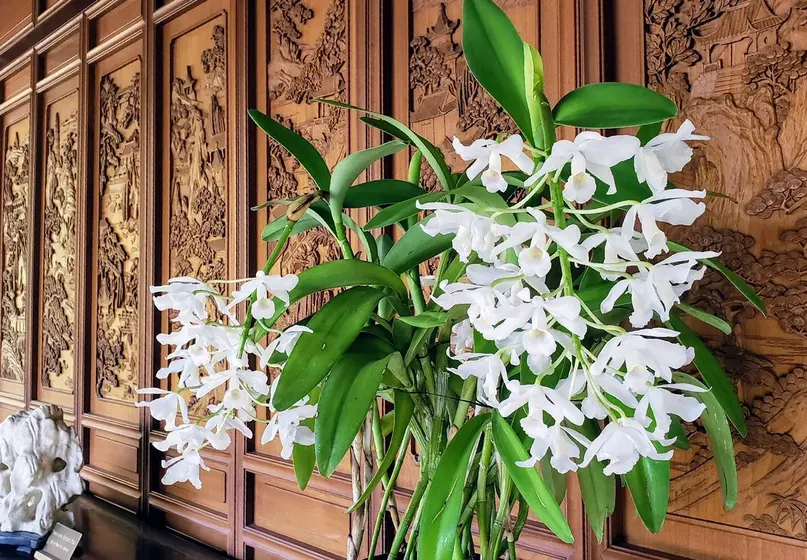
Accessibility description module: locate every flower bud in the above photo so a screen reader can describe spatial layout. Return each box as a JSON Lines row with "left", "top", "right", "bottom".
{"left": 286, "top": 192, "right": 320, "bottom": 222}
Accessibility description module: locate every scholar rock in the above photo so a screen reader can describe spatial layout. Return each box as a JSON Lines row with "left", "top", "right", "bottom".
{"left": 0, "top": 405, "right": 84, "bottom": 535}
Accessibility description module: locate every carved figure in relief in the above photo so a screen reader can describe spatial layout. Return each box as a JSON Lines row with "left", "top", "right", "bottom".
{"left": 41, "top": 110, "right": 78, "bottom": 391}
{"left": 409, "top": 3, "right": 516, "bottom": 139}
{"left": 0, "top": 405, "right": 83, "bottom": 535}
{"left": 1, "top": 127, "right": 29, "bottom": 382}
{"left": 96, "top": 68, "right": 141, "bottom": 401}
{"left": 646, "top": 0, "right": 807, "bottom": 538}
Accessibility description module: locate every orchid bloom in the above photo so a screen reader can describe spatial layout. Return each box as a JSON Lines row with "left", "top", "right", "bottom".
{"left": 635, "top": 120, "right": 709, "bottom": 193}
{"left": 526, "top": 131, "right": 639, "bottom": 203}
{"left": 621, "top": 189, "right": 707, "bottom": 258}
{"left": 419, "top": 202, "right": 500, "bottom": 263}
{"left": 229, "top": 270, "right": 299, "bottom": 319}
{"left": 453, "top": 134, "right": 535, "bottom": 193}
{"left": 136, "top": 388, "right": 189, "bottom": 430}
{"left": 581, "top": 417, "right": 675, "bottom": 475}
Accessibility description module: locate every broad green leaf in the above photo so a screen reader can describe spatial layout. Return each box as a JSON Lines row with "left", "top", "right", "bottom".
{"left": 347, "top": 391, "right": 415, "bottom": 513}
{"left": 491, "top": 412, "right": 574, "bottom": 543}
{"left": 576, "top": 420, "right": 615, "bottom": 542}
{"left": 316, "top": 353, "right": 388, "bottom": 477}
{"left": 677, "top": 303, "right": 732, "bottom": 335}
{"left": 462, "top": 0, "right": 535, "bottom": 146}
{"left": 341, "top": 211, "right": 378, "bottom": 263}
{"left": 396, "top": 311, "right": 450, "bottom": 329}
{"left": 314, "top": 99, "right": 455, "bottom": 191}
{"left": 667, "top": 314, "right": 746, "bottom": 436}
{"left": 364, "top": 191, "right": 447, "bottom": 230}
{"left": 418, "top": 413, "right": 491, "bottom": 560}
{"left": 292, "top": 385, "right": 321, "bottom": 490}
{"left": 262, "top": 213, "right": 321, "bottom": 242}
{"left": 524, "top": 43, "right": 544, "bottom": 145}
{"left": 382, "top": 217, "right": 454, "bottom": 275}
{"left": 249, "top": 109, "right": 331, "bottom": 190}
{"left": 668, "top": 241, "right": 766, "bottom": 316}
{"left": 329, "top": 141, "right": 407, "bottom": 219}
{"left": 668, "top": 416, "right": 690, "bottom": 450}
{"left": 553, "top": 83, "right": 677, "bottom": 129}
{"left": 274, "top": 287, "right": 384, "bottom": 410}
{"left": 342, "top": 179, "right": 427, "bottom": 208}
{"left": 624, "top": 452, "right": 670, "bottom": 534}
{"left": 637, "top": 121, "right": 663, "bottom": 145}
{"left": 673, "top": 372, "right": 738, "bottom": 510}
{"left": 377, "top": 234, "right": 395, "bottom": 320}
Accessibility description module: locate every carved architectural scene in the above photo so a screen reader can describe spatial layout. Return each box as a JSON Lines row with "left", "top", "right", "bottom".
{"left": 168, "top": 20, "right": 228, "bottom": 416}
{"left": 645, "top": 0, "right": 807, "bottom": 541}
{"left": 266, "top": 0, "right": 345, "bottom": 329}
{"left": 95, "top": 61, "right": 141, "bottom": 402}
{"left": 1, "top": 118, "right": 29, "bottom": 384}
{"left": 41, "top": 96, "right": 78, "bottom": 392}
{"left": 409, "top": 1, "right": 518, "bottom": 184}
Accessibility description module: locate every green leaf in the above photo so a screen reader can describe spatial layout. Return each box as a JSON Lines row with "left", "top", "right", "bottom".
{"left": 462, "top": 0, "right": 535, "bottom": 146}
{"left": 667, "top": 314, "right": 747, "bottom": 436}
{"left": 553, "top": 83, "right": 678, "bottom": 129}
{"left": 668, "top": 241, "right": 767, "bottom": 316}
{"left": 591, "top": 159, "right": 653, "bottom": 206}
{"left": 636, "top": 121, "right": 663, "bottom": 145}
{"left": 668, "top": 416, "right": 690, "bottom": 450}
{"left": 329, "top": 141, "right": 407, "bottom": 219}
{"left": 347, "top": 391, "right": 414, "bottom": 513}
{"left": 673, "top": 372, "right": 738, "bottom": 511}
{"left": 262, "top": 213, "right": 321, "bottom": 242}
{"left": 273, "top": 287, "right": 385, "bottom": 411}
{"left": 677, "top": 303, "right": 732, "bottom": 335}
{"left": 524, "top": 43, "right": 544, "bottom": 145}
{"left": 292, "top": 385, "right": 321, "bottom": 490}
{"left": 364, "top": 191, "right": 447, "bottom": 230}
{"left": 316, "top": 353, "right": 388, "bottom": 477}
{"left": 314, "top": 99, "right": 455, "bottom": 191}
{"left": 249, "top": 109, "right": 331, "bottom": 190}
{"left": 624, "top": 452, "right": 670, "bottom": 534}
{"left": 418, "top": 413, "right": 491, "bottom": 560}
{"left": 382, "top": 217, "right": 454, "bottom": 275}
{"left": 396, "top": 312, "right": 450, "bottom": 329}
{"left": 576, "top": 419, "right": 615, "bottom": 542}
{"left": 294, "top": 259, "right": 407, "bottom": 299}
{"left": 491, "top": 412, "right": 574, "bottom": 543}
{"left": 342, "top": 179, "right": 427, "bottom": 208}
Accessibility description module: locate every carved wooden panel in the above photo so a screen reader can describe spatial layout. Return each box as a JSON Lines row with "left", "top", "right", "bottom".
{"left": 161, "top": 11, "right": 229, "bottom": 418}
{"left": 597, "top": 2, "right": 807, "bottom": 559}
{"left": 0, "top": 114, "right": 29, "bottom": 393}
{"left": 38, "top": 88, "right": 78, "bottom": 406}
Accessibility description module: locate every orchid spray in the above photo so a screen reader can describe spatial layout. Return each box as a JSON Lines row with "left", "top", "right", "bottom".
{"left": 138, "top": 0, "right": 762, "bottom": 558}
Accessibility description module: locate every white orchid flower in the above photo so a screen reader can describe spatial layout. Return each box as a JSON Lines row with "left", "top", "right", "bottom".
{"left": 262, "top": 381, "right": 317, "bottom": 460}
{"left": 453, "top": 135, "right": 535, "bottom": 193}
{"left": 635, "top": 120, "right": 709, "bottom": 193}
{"left": 150, "top": 276, "right": 228, "bottom": 324}
{"left": 517, "top": 423, "right": 591, "bottom": 473}
{"left": 581, "top": 417, "right": 674, "bottom": 476}
{"left": 526, "top": 132, "right": 640, "bottom": 202}
{"left": 153, "top": 423, "right": 208, "bottom": 453}
{"left": 259, "top": 325, "right": 313, "bottom": 368}
{"left": 448, "top": 352, "right": 509, "bottom": 406}
{"left": 621, "top": 189, "right": 707, "bottom": 258}
{"left": 491, "top": 208, "right": 588, "bottom": 265}
{"left": 229, "top": 271, "right": 299, "bottom": 314}
{"left": 419, "top": 202, "right": 500, "bottom": 263}
{"left": 136, "top": 388, "right": 189, "bottom": 430}
{"left": 634, "top": 383, "right": 706, "bottom": 439}
{"left": 160, "top": 446, "right": 210, "bottom": 489}
{"left": 581, "top": 228, "right": 640, "bottom": 279}
{"left": 590, "top": 328, "right": 694, "bottom": 385}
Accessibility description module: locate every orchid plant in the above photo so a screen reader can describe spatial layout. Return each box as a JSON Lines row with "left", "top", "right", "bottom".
{"left": 137, "top": 1, "right": 763, "bottom": 558}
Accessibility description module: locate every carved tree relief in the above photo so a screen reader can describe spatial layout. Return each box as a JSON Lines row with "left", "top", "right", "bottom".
{"left": 645, "top": 0, "right": 807, "bottom": 540}
{"left": 267, "top": 0, "right": 345, "bottom": 327}
{"left": 1, "top": 118, "right": 29, "bottom": 384}
{"left": 41, "top": 96, "right": 78, "bottom": 392}
{"left": 168, "top": 20, "right": 228, "bottom": 416}
{"left": 96, "top": 61, "right": 141, "bottom": 402}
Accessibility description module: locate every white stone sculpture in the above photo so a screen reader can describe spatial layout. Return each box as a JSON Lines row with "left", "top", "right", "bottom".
{"left": 0, "top": 405, "right": 84, "bottom": 535}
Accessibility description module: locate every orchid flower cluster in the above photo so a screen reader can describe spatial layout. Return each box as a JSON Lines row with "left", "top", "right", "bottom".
{"left": 136, "top": 1, "right": 759, "bottom": 557}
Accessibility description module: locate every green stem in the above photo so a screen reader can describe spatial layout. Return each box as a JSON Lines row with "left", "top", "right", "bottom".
{"left": 369, "top": 424, "right": 410, "bottom": 557}
{"left": 476, "top": 425, "right": 494, "bottom": 555}
{"left": 388, "top": 475, "right": 428, "bottom": 560}
{"left": 488, "top": 466, "right": 513, "bottom": 558}
{"left": 236, "top": 220, "right": 295, "bottom": 358}
{"left": 452, "top": 377, "right": 477, "bottom": 428}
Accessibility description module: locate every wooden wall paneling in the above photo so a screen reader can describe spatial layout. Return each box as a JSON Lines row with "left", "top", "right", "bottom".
{"left": 152, "top": 0, "right": 239, "bottom": 553}
{"left": 0, "top": 56, "right": 32, "bottom": 408}
{"left": 81, "top": 0, "right": 147, "bottom": 513}
{"left": 592, "top": 1, "right": 807, "bottom": 560}
{"left": 0, "top": 1, "right": 34, "bottom": 55}
{"left": 32, "top": 19, "right": 81, "bottom": 415}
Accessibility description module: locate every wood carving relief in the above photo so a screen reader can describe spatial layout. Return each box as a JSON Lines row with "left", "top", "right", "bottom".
{"left": 168, "top": 19, "right": 228, "bottom": 416}
{"left": 96, "top": 61, "right": 141, "bottom": 402}
{"left": 1, "top": 118, "right": 29, "bottom": 384}
{"left": 645, "top": 0, "right": 807, "bottom": 542}
{"left": 267, "top": 0, "right": 345, "bottom": 328}
{"left": 41, "top": 96, "right": 78, "bottom": 393}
